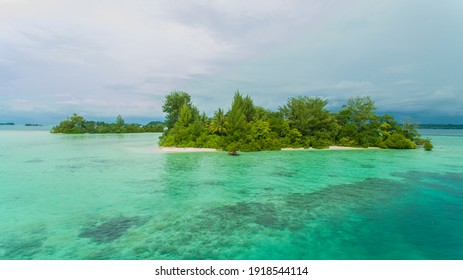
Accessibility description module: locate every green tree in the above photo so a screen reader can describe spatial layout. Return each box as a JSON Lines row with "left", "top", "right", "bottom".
{"left": 423, "top": 138, "right": 433, "bottom": 151}
{"left": 254, "top": 106, "right": 271, "bottom": 121}
{"left": 209, "top": 108, "right": 228, "bottom": 135}
{"left": 116, "top": 114, "right": 125, "bottom": 127}
{"left": 162, "top": 91, "right": 198, "bottom": 129}
{"left": 143, "top": 121, "right": 165, "bottom": 132}
{"left": 382, "top": 133, "right": 417, "bottom": 149}
{"left": 401, "top": 117, "right": 421, "bottom": 141}
{"left": 337, "top": 96, "right": 379, "bottom": 146}
{"left": 247, "top": 120, "right": 281, "bottom": 150}
{"left": 177, "top": 102, "right": 192, "bottom": 127}
{"left": 51, "top": 113, "right": 87, "bottom": 134}
{"left": 280, "top": 96, "right": 334, "bottom": 147}
{"left": 226, "top": 92, "right": 247, "bottom": 135}
{"left": 242, "top": 94, "right": 256, "bottom": 122}
{"left": 280, "top": 96, "right": 331, "bottom": 135}
{"left": 338, "top": 96, "right": 377, "bottom": 129}
{"left": 51, "top": 114, "right": 165, "bottom": 134}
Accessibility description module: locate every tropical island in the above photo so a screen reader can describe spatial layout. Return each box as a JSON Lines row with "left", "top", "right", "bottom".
{"left": 159, "top": 91, "right": 433, "bottom": 153}
{"left": 49, "top": 91, "right": 433, "bottom": 152}
{"left": 51, "top": 114, "right": 164, "bottom": 134}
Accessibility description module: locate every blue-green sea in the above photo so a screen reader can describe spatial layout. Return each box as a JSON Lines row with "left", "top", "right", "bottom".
{"left": 1, "top": 127, "right": 462, "bottom": 260}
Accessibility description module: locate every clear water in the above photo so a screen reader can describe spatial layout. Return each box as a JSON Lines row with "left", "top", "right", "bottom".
{"left": 1, "top": 127, "right": 462, "bottom": 259}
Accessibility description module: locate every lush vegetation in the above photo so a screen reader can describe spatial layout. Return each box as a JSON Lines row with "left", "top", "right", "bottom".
{"left": 159, "top": 91, "right": 432, "bottom": 152}
{"left": 423, "top": 138, "right": 434, "bottom": 151}
{"left": 51, "top": 114, "right": 164, "bottom": 134}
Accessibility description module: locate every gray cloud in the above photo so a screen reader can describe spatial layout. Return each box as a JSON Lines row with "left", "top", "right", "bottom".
{"left": 1, "top": 0, "right": 462, "bottom": 124}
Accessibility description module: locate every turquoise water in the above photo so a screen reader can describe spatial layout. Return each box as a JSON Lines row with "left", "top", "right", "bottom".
{"left": 1, "top": 127, "right": 462, "bottom": 259}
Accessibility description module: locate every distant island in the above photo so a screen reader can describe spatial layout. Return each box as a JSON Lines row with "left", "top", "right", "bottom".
{"left": 0, "top": 122, "right": 15, "bottom": 125}
{"left": 159, "top": 91, "right": 433, "bottom": 153}
{"left": 51, "top": 114, "right": 164, "bottom": 134}
{"left": 25, "top": 123, "right": 43, "bottom": 127}
{"left": 417, "top": 124, "right": 463, "bottom": 129}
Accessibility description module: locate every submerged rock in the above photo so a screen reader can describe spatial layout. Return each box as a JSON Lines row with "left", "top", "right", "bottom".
{"left": 228, "top": 150, "right": 239, "bottom": 156}
{"left": 79, "top": 216, "right": 141, "bottom": 243}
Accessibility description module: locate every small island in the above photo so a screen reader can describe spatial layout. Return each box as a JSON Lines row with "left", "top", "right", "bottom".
{"left": 0, "top": 122, "right": 15, "bottom": 126}
{"left": 159, "top": 91, "right": 433, "bottom": 153}
{"left": 51, "top": 114, "right": 164, "bottom": 134}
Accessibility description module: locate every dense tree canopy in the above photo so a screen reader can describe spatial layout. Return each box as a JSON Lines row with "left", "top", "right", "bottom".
{"left": 51, "top": 114, "right": 164, "bottom": 134}
{"left": 209, "top": 108, "right": 228, "bottom": 135}
{"left": 162, "top": 91, "right": 199, "bottom": 130}
{"left": 280, "top": 96, "right": 336, "bottom": 148}
{"left": 159, "top": 91, "right": 430, "bottom": 152}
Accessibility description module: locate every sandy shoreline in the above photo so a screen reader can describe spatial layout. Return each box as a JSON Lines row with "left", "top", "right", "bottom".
{"left": 159, "top": 147, "right": 219, "bottom": 153}
{"left": 283, "top": 146, "right": 380, "bottom": 151}
{"left": 157, "top": 146, "right": 380, "bottom": 153}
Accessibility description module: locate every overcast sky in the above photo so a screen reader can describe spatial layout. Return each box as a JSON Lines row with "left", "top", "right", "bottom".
{"left": 1, "top": 0, "right": 462, "bottom": 124}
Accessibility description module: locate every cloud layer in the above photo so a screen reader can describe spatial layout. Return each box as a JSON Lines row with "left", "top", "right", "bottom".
{"left": 1, "top": 0, "right": 462, "bottom": 124}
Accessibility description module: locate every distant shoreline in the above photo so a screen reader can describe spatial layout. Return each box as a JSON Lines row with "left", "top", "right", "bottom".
{"left": 158, "top": 146, "right": 381, "bottom": 153}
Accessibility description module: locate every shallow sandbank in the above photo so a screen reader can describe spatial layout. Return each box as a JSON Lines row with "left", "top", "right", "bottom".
{"left": 159, "top": 147, "right": 219, "bottom": 153}
{"left": 282, "top": 146, "right": 380, "bottom": 151}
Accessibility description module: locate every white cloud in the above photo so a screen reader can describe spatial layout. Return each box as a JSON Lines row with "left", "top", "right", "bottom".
{"left": 1, "top": 0, "right": 242, "bottom": 118}
{"left": 1, "top": 0, "right": 463, "bottom": 123}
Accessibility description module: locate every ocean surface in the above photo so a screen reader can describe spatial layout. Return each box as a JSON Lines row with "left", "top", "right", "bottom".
{"left": 0, "top": 127, "right": 462, "bottom": 260}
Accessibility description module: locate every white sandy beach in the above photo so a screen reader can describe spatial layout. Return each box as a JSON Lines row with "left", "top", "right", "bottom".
{"left": 159, "top": 147, "right": 219, "bottom": 152}
{"left": 157, "top": 146, "right": 380, "bottom": 153}
{"left": 282, "top": 146, "right": 380, "bottom": 151}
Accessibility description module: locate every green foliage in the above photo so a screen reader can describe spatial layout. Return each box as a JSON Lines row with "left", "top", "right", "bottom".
{"left": 51, "top": 113, "right": 87, "bottom": 134}
{"left": 382, "top": 133, "right": 417, "bottom": 149}
{"left": 423, "top": 138, "right": 433, "bottom": 151}
{"left": 202, "top": 134, "right": 224, "bottom": 149}
{"left": 143, "top": 122, "right": 165, "bottom": 133}
{"left": 226, "top": 92, "right": 248, "bottom": 135}
{"left": 226, "top": 142, "right": 240, "bottom": 154}
{"left": 338, "top": 137, "right": 356, "bottom": 147}
{"left": 311, "top": 137, "right": 333, "bottom": 149}
{"left": 51, "top": 113, "right": 164, "bottom": 134}
{"left": 209, "top": 108, "right": 228, "bottom": 135}
{"left": 336, "top": 96, "right": 382, "bottom": 146}
{"left": 116, "top": 114, "right": 125, "bottom": 127}
{"left": 162, "top": 91, "right": 199, "bottom": 129}
{"left": 401, "top": 117, "right": 421, "bottom": 141}
{"left": 337, "top": 123, "right": 359, "bottom": 146}
{"left": 244, "top": 120, "right": 281, "bottom": 151}
{"left": 280, "top": 96, "right": 335, "bottom": 148}
{"left": 159, "top": 92, "right": 423, "bottom": 152}
{"left": 339, "top": 96, "right": 377, "bottom": 128}
{"left": 241, "top": 94, "right": 256, "bottom": 122}
{"left": 280, "top": 96, "right": 330, "bottom": 135}
{"left": 158, "top": 91, "right": 204, "bottom": 146}
{"left": 178, "top": 102, "right": 192, "bottom": 127}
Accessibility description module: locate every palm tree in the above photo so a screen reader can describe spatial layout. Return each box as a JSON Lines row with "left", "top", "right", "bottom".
{"left": 209, "top": 108, "right": 228, "bottom": 135}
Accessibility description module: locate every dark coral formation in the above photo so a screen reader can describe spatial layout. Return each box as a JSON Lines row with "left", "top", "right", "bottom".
{"left": 79, "top": 216, "right": 142, "bottom": 243}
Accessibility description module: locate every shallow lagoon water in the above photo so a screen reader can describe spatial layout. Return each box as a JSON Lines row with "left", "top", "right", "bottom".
{"left": 1, "top": 127, "right": 462, "bottom": 259}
